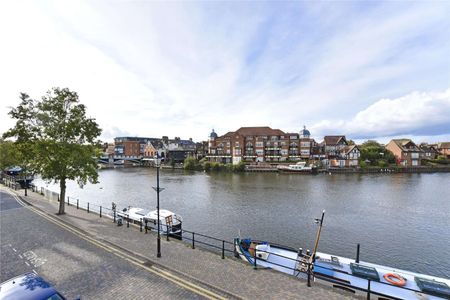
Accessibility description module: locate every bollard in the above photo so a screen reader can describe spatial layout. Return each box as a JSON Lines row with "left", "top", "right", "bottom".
{"left": 87, "top": 202, "right": 89, "bottom": 213}
{"left": 140, "top": 219, "right": 143, "bottom": 232}
{"left": 127, "top": 216, "right": 129, "bottom": 228}
{"left": 67, "top": 196, "right": 70, "bottom": 206}
{"left": 77, "top": 199, "right": 79, "bottom": 209}
{"left": 192, "top": 232, "right": 195, "bottom": 249}
{"left": 114, "top": 210, "right": 116, "bottom": 223}
{"left": 367, "top": 280, "right": 371, "bottom": 300}
{"left": 222, "top": 240, "right": 225, "bottom": 259}
{"left": 166, "top": 225, "right": 169, "bottom": 241}
{"left": 145, "top": 220, "right": 148, "bottom": 234}
{"left": 100, "top": 206, "right": 102, "bottom": 218}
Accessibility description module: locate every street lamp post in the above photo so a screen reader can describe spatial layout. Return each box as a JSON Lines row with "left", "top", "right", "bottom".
{"left": 152, "top": 158, "right": 164, "bottom": 258}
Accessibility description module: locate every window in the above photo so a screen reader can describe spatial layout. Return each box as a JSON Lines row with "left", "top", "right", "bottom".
{"left": 255, "top": 142, "right": 264, "bottom": 147}
{"left": 256, "top": 149, "right": 264, "bottom": 155}
{"left": 301, "top": 142, "right": 310, "bottom": 147}
{"left": 235, "top": 141, "right": 240, "bottom": 147}
{"left": 290, "top": 136, "right": 298, "bottom": 140}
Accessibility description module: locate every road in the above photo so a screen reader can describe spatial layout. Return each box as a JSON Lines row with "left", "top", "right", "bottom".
{"left": 0, "top": 190, "right": 208, "bottom": 299}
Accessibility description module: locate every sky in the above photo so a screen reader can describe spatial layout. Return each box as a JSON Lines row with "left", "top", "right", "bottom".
{"left": 0, "top": 1, "right": 449, "bottom": 144}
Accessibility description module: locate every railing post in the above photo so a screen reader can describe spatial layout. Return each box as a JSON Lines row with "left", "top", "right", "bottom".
{"left": 307, "top": 262, "right": 311, "bottom": 287}
{"left": 100, "top": 206, "right": 102, "bottom": 218}
{"left": 87, "top": 202, "right": 89, "bottom": 213}
{"left": 222, "top": 240, "right": 225, "bottom": 259}
{"left": 367, "top": 280, "right": 371, "bottom": 300}
{"left": 192, "top": 232, "right": 195, "bottom": 249}
{"left": 77, "top": 199, "right": 79, "bottom": 209}
{"left": 253, "top": 246, "right": 257, "bottom": 270}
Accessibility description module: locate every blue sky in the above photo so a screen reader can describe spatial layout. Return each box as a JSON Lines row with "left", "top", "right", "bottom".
{"left": 0, "top": 1, "right": 449, "bottom": 143}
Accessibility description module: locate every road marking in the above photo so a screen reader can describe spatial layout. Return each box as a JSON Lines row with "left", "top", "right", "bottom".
{"left": 12, "top": 248, "right": 17, "bottom": 252}
{"left": 24, "top": 205, "right": 226, "bottom": 300}
{"left": 25, "top": 262, "right": 30, "bottom": 267}
{"left": 18, "top": 254, "right": 23, "bottom": 259}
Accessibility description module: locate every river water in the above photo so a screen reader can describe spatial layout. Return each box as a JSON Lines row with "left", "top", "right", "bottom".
{"left": 34, "top": 168, "right": 450, "bottom": 278}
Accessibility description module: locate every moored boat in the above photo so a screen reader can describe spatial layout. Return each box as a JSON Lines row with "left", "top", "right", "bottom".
{"left": 117, "top": 207, "right": 182, "bottom": 236}
{"left": 235, "top": 211, "right": 450, "bottom": 299}
{"left": 235, "top": 238, "right": 450, "bottom": 299}
{"left": 277, "top": 162, "right": 317, "bottom": 174}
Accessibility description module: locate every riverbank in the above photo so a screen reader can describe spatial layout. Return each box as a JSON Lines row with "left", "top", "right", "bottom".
{"left": 3, "top": 185, "right": 356, "bottom": 300}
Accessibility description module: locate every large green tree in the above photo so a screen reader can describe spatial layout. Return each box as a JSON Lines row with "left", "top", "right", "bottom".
{"left": 359, "top": 140, "right": 395, "bottom": 165}
{"left": 4, "top": 88, "right": 102, "bottom": 214}
{"left": 0, "top": 139, "right": 20, "bottom": 170}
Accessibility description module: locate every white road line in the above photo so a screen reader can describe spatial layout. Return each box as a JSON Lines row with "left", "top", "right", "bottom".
{"left": 12, "top": 248, "right": 17, "bottom": 252}
{"left": 32, "top": 269, "right": 37, "bottom": 274}
{"left": 18, "top": 254, "right": 23, "bottom": 259}
{"left": 25, "top": 262, "right": 30, "bottom": 266}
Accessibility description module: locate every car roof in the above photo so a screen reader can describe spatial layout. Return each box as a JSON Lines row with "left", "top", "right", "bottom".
{"left": 0, "top": 272, "right": 62, "bottom": 300}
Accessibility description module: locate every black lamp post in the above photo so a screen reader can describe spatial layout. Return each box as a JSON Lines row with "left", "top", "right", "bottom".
{"left": 152, "top": 157, "right": 164, "bottom": 258}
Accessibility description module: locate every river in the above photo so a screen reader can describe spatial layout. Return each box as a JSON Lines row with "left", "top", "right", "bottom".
{"left": 34, "top": 168, "right": 450, "bottom": 278}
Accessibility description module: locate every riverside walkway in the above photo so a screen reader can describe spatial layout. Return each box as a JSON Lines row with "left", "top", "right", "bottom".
{"left": 3, "top": 187, "right": 357, "bottom": 299}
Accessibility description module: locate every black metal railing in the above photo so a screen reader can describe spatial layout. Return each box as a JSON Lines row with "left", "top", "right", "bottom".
{"left": 17, "top": 184, "right": 445, "bottom": 299}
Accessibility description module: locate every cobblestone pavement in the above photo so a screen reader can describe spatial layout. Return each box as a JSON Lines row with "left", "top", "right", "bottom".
{"left": 0, "top": 190, "right": 208, "bottom": 300}
{"left": 2, "top": 187, "right": 361, "bottom": 299}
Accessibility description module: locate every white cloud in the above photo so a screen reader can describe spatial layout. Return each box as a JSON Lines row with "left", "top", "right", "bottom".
{"left": 311, "top": 89, "right": 450, "bottom": 140}
{"left": 0, "top": 1, "right": 449, "bottom": 143}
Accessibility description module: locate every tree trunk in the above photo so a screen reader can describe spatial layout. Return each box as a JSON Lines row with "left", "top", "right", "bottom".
{"left": 58, "top": 178, "right": 66, "bottom": 215}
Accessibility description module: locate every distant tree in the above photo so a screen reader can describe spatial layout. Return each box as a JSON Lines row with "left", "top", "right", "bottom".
{"left": 3, "top": 88, "right": 102, "bottom": 215}
{"left": 347, "top": 139, "right": 355, "bottom": 145}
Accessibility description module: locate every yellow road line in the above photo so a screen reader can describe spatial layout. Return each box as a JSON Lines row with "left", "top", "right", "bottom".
{"left": 19, "top": 202, "right": 226, "bottom": 300}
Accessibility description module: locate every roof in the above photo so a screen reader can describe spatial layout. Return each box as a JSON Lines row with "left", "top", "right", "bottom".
{"left": 390, "top": 139, "right": 421, "bottom": 152}
{"left": 0, "top": 273, "right": 61, "bottom": 300}
{"left": 437, "top": 142, "right": 450, "bottom": 149}
{"left": 235, "top": 127, "right": 285, "bottom": 136}
{"left": 209, "top": 129, "right": 218, "bottom": 139}
{"left": 341, "top": 145, "right": 359, "bottom": 155}
{"left": 419, "top": 144, "right": 438, "bottom": 153}
{"left": 301, "top": 125, "right": 311, "bottom": 136}
{"left": 323, "top": 136, "right": 346, "bottom": 145}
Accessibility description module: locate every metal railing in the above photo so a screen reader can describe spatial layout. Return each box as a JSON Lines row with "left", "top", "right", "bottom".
{"left": 13, "top": 183, "right": 445, "bottom": 299}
